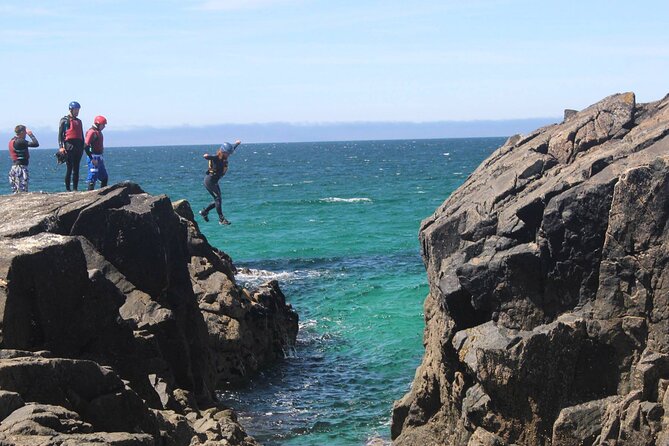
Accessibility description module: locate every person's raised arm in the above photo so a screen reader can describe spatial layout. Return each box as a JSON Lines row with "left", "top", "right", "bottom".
{"left": 26, "top": 129, "right": 39, "bottom": 147}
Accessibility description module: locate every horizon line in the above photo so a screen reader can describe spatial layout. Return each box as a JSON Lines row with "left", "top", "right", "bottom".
{"left": 13, "top": 117, "right": 562, "bottom": 132}
{"left": 19, "top": 135, "right": 515, "bottom": 151}
{"left": 2, "top": 117, "right": 560, "bottom": 148}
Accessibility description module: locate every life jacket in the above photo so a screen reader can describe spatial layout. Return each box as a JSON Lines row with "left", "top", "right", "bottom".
{"left": 207, "top": 157, "right": 227, "bottom": 177}
{"left": 64, "top": 116, "right": 84, "bottom": 141}
{"left": 8, "top": 137, "right": 29, "bottom": 164}
{"left": 8, "top": 137, "right": 17, "bottom": 161}
{"left": 85, "top": 127, "right": 104, "bottom": 154}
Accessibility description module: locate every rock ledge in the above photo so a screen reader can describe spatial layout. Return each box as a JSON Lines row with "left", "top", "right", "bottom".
{"left": 0, "top": 184, "right": 298, "bottom": 445}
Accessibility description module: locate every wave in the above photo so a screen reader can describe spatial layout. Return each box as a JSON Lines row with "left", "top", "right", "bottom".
{"left": 366, "top": 436, "right": 392, "bottom": 446}
{"left": 319, "top": 197, "right": 372, "bottom": 203}
{"left": 235, "top": 267, "right": 325, "bottom": 288}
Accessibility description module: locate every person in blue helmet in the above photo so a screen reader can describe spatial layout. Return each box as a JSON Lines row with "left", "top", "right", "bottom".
{"left": 199, "top": 140, "right": 241, "bottom": 225}
{"left": 58, "top": 101, "right": 85, "bottom": 191}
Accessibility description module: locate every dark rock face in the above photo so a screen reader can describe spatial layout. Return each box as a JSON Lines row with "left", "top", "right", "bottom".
{"left": 392, "top": 92, "right": 669, "bottom": 445}
{"left": 176, "top": 201, "right": 299, "bottom": 386}
{"left": 0, "top": 184, "right": 298, "bottom": 445}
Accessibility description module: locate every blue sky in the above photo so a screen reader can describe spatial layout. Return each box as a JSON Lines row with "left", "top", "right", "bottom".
{"left": 2, "top": 0, "right": 668, "bottom": 142}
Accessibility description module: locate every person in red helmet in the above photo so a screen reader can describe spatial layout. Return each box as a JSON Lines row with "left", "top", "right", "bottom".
{"left": 84, "top": 115, "right": 108, "bottom": 190}
{"left": 58, "top": 101, "right": 85, "bottom": 191}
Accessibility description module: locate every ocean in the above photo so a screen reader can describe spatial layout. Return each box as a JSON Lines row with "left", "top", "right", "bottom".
{"left": 1, "top": 137, "right": 503, "bottom": 445}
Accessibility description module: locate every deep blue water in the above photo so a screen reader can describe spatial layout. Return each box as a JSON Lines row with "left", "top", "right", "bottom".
{"left": 0, "top": 138, "right": 502, "bottom": 445}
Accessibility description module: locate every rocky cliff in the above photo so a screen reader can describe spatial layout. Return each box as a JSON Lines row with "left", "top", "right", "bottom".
{"left": 0, "top": 183, "right": 298, "bottom": 445}
{"left": 392, "top": 92, "right": 669, "bottom": 445}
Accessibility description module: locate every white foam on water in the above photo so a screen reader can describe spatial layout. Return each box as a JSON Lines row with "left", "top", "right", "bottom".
{"left": 366, "top": 436, "right": 391, "bottom": 446}
{"left": 235, "top": 267, "right": 325, "bottom": 288}
{"left": 236, "top": 268, "right": 294, "bottom": 283}
{"left": 299, "top": 319, "right": 318, "bottom": 330}
{"left": 319, "top": 197, "right": 372, "bottom": 203}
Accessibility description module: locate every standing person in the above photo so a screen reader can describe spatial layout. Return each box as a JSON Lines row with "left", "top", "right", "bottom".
{"left": 84, "top": 116, "right": 108, "bottom": 190}
{"left": 58, "top": 101, "right": 85, "bottom": 191}
{"left": 199, "top": 140, "right": 241, "bottom": 225}
{"left": 7, "top": 125, "right": 39, "bottom": 193}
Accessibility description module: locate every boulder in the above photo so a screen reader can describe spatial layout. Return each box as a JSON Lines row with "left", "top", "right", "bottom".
{"left": 393, "top": 92, "right": 669, "bottom": 444}
{"left": 0, "top": 391, "right": 24, "bottom": 421}
{"left": 0, "top": 353, "right": 156, "bottom": 434}
{"left": 0, "top": 403, "right": 93, "bottom": 435}
{"left": 551, "top": 396, "right": 621, "bottom": 446}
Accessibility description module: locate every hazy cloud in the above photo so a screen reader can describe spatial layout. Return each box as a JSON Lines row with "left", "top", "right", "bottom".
{"left": 193, "top": 0, "right": 301, "bottom": 11}
{"left": 0, "top": 4, "right": 58, "bottom": 16}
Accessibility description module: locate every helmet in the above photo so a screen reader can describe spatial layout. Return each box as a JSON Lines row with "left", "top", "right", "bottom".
{"left": 55, "top": 149, "right": 67, "bottom": 164}
{"left": 221, "top": 142, "right": 235, "bottom": 154}
{"left": 69, "top": 101, "right": 81, "bottom": 110}
{"left": 94, "top": 115, "right": 107, "bottom": 126}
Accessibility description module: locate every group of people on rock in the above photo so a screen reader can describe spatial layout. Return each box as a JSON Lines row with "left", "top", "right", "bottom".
{"left": 57, "top": 101, "right": 108, "bottom": 192}
{"left": 8, "top": 101, "right": 242, "bottom": 226}
{"left": 8, "top": 101, "right": 108, "bottom": 193}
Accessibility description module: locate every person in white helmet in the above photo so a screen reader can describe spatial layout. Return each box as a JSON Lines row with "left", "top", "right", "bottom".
{"left": 199, "top": 140, "right": 241, "bottom": 225}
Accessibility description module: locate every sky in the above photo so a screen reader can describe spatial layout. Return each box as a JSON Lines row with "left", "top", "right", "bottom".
{"left": 1, "top": 0, "right": 668, "bottom": 144}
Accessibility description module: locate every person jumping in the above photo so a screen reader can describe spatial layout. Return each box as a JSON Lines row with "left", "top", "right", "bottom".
{"left": 199, "top": 140, "right": 241, "bottom": 225}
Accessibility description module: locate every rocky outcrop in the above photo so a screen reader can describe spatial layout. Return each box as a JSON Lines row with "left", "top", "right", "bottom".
{"left": 0, "top": 184, "right": 298, "bottom": 445}
{"left": 176, "top": 201, "right": 298, "bottom": 386}
{"left": 392, "top": 92, "right": 669, "bottom": 445}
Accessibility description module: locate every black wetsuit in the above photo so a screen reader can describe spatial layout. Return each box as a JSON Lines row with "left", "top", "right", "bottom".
{"left": 58, "top": 115, "right": 85, "bottom": 191}
{"left": 202, "top": 156, "right": 228, "bottom": 220}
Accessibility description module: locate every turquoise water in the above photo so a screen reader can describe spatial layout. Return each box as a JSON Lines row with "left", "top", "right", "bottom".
{"left": 1, "top": 138, "right": 502, "bottom": 445}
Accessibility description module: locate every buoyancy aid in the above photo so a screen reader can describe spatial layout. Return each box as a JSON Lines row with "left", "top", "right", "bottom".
{"left": 64, "top": 116, "right": 84, "bottom": 141}
{"left": 8, "top": 137, "right": 29, "bottom": 164}
{"left": 207, "top": 157, "right": 228, "bottom": 177}
{"left": 8, "top": 138, "right": 17, "bottom": 161}
{"left": 85, "top": 127, "right": 104, "bottom": 155}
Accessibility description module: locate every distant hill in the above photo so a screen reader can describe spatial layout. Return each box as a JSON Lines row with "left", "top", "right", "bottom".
{"left": 1, "top": 119, "right": 558, "bottom": 149}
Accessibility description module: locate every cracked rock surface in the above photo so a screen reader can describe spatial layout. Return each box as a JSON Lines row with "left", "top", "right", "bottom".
{"left": 392, "top": 92, "right": 669, "bottom": 445}
{"left": 0, "top": 184, "right": 298, "bottom": 445}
